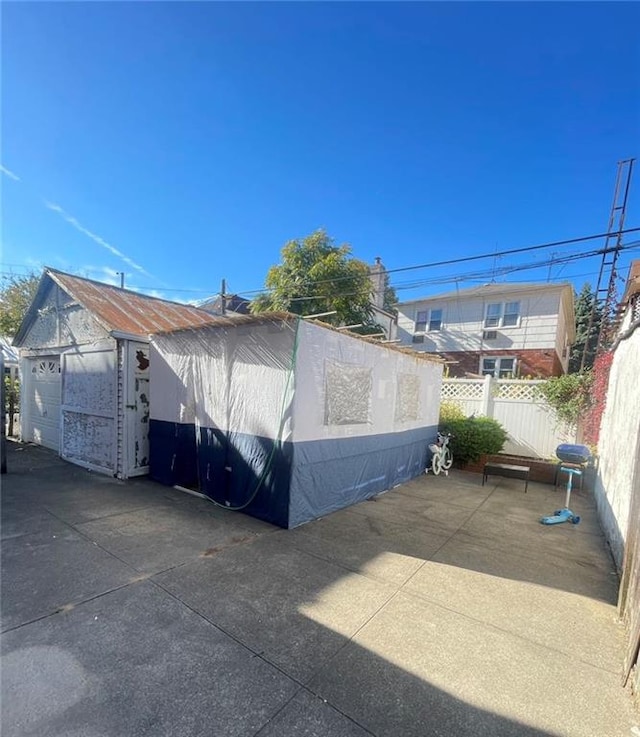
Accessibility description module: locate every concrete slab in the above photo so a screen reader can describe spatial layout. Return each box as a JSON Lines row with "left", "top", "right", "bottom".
{"left": 1, "top": 581, "right": 297, "bottom": 737}
{"left": 309, "top": 592, "right": 638, "bottom": 737}
{"left": 403, "top": 546, "right": 622, "bottom": 672}
{"left": 397, "top": 470, "right": 494, "bottom": 509}
{"left": 3, "top": 444, "right": 637, "bottom": 736}
{"left": 41, "top": 485, "right": 168, "bottom": 526}
{"left": 154, "top": 533, "right": 396, "bottom": 682}
{"left": 76, "top": 502, "right": 272, "bottom": 574}
{"left": 1, "top": 527, "right": 134, "bottom": 631}
{"left": 285, "top": 509, "right": 450, "bottom": 587}
{"left": 256, "top": 689, "right": 372, "bottom": 737}
{"left": 459, "top": 509, "right": 617, "bottom": 576}
{"left": 348, "top": 490, "right": 476, "bottom": 536}
{"left": 0, "top": 504, "right": 69, "bottom": 542}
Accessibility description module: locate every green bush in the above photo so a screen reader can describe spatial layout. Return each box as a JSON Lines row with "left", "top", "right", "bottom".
{"left": 536, "top": 372, "right": 592, "bottom": 426}
{"left": 439, "top": 415, "right": 508, "bottom": 465}
{"left": 439, "top": 401, "right": 465, "bottom": 423}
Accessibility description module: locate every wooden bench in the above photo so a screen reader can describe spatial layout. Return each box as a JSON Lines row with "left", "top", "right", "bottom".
{"left": 482, "top": 462, "right": 530, "bottom": 493}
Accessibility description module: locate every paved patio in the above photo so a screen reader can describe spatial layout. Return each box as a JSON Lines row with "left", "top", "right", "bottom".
{"left": 1, "top": 443, "right": 638, "bottom": 736}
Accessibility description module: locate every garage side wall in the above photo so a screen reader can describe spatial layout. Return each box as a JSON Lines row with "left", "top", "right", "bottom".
{"left": 19, "top": 282, "right": 111, "bottom": 454}
{"left": 289, "top": 322, "right": 443, "bottom": 528}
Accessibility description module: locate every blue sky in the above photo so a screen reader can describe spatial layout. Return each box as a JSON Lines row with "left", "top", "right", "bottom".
{"left": 2, "top": 2, "right": 639, "bottom": 305}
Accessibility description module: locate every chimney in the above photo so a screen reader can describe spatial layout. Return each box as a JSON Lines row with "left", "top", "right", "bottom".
{"left": 370, "top": 256, "right": 386, "bottom": 310}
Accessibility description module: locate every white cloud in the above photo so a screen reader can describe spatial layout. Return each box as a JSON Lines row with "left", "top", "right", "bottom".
{"left": 44, "top": 200, "right": 154, "bottom": 279}
{"left": 80, "top": 265, "right": 122, "bottom": 286}
{"left": 0, "top": 165, "right": 21, "bottom": 181}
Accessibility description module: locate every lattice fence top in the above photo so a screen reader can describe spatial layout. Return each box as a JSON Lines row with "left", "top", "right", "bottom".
{"left": 441, "top": 380, "right": 483, "bottom": 400}
{"left": 442, "top": 378, "right": 545, "bottom": 403}
{"left": 494, "top": 380, "right": 542, "bottom": 401}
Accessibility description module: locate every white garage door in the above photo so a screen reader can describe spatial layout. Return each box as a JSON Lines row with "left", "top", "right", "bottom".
{"left": 26, "top": 357, "right": 61, "bottom": 450}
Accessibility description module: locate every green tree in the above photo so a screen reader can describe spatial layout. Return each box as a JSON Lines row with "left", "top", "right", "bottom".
{"left": 569, "top": 283, "right": 604, "bottom": 373}
{"left": 383, "top": 272, "right": 398, "bottom": 313}
{"left": 251, "top": 230, "right": 375, "bottom": 328}
{"left": 0, "top": 273, "right": 39, "bottom": 337}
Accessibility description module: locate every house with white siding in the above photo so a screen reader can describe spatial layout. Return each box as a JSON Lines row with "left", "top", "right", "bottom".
{"left": 396, "top": 282, "right": 575, "bottom": 378}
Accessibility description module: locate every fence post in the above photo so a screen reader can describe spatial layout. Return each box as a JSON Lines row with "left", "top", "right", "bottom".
{"left": 481, "top": 374, "right": 495, "bottom": 417}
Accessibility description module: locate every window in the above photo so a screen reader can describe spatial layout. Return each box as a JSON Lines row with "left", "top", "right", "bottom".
{"left": 415, "top": 310, "right": 428, "bottom": 332}
{"left": 411, "top": 335, "right": 425, "bottom": 344}
{"left": 481, "top": 357, "right": 517, "bottom": 378}
{"left": 428, "top": 309, "right": 443, "bottom": 332}
{"left": 484, "top": 301, "right": 520, "bottom": 328}
{"left": 503, "top": 301, "right": 520, "bottom": 327}
{"left": 415, "top": 308, "right": 442, "bottom": 333}
{"left": 481, "top": 358, "right": 496, "bottom": 376}
{"left": 498, "top": 358, "right": 516, "bottom": 378}
{"left": 484, "top": 303, "right": 501, "bottom": 328}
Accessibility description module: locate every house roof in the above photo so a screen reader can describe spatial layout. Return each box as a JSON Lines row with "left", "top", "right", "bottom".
{"left": 199, "top": 293, "right": 252, "bottom": 315}
{"left": 397, "top": 281, "right": 572, "bottom": 306}
{"left": 621, "top": 260, "right": 640, "bottom": 306}
{"left": 1, "top": 336, "right": 19, "bottom": 365}
{"left": 13, "top": 268, "right": 216, "bottom": 346}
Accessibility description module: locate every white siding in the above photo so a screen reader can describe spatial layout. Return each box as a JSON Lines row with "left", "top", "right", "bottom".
{"left": 595, "top": 312, "right": 640, "bottom": 570}
{"left": 555, "top": 296, "right": 570, "bottom": 372}
{"left": 397, "top": 288, "right": 564, "bottom": 354}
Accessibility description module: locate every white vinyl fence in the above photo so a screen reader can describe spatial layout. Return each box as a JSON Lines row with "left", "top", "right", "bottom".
{"left": 441, "top": 376, "right": 576, "bottom": 459}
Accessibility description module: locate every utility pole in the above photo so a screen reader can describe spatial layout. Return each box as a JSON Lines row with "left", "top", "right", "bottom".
{"left": 579, "top": 158, "right": 635, "bottom": 372}
{"left": 220, "top": 278, "right": 226, "bottom": 316}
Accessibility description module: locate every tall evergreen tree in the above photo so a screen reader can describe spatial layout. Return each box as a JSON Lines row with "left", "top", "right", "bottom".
{"left": 569, "top": 283, "right": 604, "bottom": 373}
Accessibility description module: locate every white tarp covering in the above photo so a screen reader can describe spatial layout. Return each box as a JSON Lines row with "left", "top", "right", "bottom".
{"left": 149, "top": 316, "right": 443, "bottom": 528}
{"left": 292, "top": 321, "right": 441, "bottom": 441}
{"left": 151, "top": 320, "right": 296, "bottom": 439}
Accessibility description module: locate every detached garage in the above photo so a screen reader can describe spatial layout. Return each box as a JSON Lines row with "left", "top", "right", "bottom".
{"left": 149, "top": 314, "right": 443, "bottom": 528}
{"left": 13, "top": 268, "right": 214, "bottom": 477}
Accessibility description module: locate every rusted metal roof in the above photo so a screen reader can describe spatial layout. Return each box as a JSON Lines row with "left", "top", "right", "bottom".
{"left": 39, "top": 269, "right": 216, "bottom": 339}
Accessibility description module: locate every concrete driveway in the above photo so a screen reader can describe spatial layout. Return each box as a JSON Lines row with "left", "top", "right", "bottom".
{"left": 1, "top": 443, "right": 638, "bottom": 736}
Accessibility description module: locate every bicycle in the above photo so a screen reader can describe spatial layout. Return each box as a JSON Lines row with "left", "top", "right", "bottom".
{"left": 427, "top": 432, "right": 454, "bottom": 476}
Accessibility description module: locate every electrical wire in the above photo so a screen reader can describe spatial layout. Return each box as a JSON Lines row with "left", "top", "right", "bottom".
{"left": 3, "top": 227, "right": 639, "bottom": 299}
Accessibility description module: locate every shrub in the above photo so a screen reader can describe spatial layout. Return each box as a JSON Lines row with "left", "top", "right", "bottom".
{"left": 439, "top": 401, "right": 465, "bottom": 423}
{"left": 439, "top": 415, "right": 508, "bottom": 465}
{"left": 536, "top": 372, "right": 592, "bottom": 427}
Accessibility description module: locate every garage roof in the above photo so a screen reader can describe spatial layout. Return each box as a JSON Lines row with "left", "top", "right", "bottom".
{"left": 13, "top": 268, "right": 217, "bottom": 345}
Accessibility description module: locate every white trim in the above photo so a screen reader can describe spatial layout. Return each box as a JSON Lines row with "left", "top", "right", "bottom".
{"left": 484, "top": 301, "right": 521, "bottom": 329}
{"left": 110, "top": 330, "right": 150, "bottom": 342}
{"left": 480, "top": 355, "right": 518, "bottom": 378}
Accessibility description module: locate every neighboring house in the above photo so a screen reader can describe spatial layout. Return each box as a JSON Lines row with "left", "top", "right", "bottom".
{"left": 199, "top": 293, "right": 251, "bottom": 316}
{"left": 12, "top": 268, "right": 214, "bottom": 478}
{"left": 396, "top": 282, "right": 575, "bottom": 378}
{"left": 1, "top": 336, "right": 19, "bottom": 382}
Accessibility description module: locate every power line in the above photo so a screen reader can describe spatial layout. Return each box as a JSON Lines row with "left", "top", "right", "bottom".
{"left": 3, "top": 226, "right": 640, "bottom": 300}
{"left": 232, "top": 226, "right": 640, "bottom": 297}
